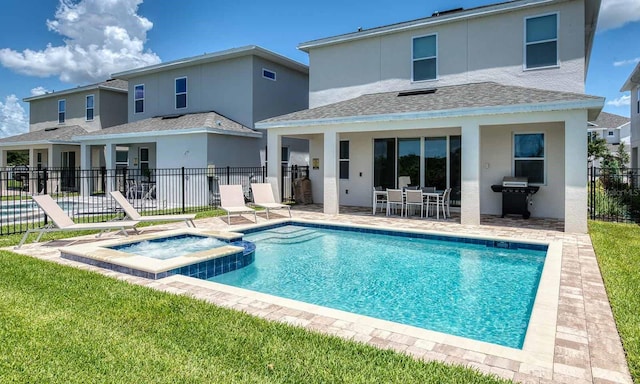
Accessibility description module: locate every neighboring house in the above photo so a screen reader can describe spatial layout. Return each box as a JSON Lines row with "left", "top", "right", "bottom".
{"left": 621, "top": 62, "right": 640, "bottom": 169}
{"left": 257, "top": 0, "right": 603, "bottom": 233}
{"left": 0, "top": 79, "right": 128, "bottom": 192}
{"left": 587, "top": 111, "right": 631, "bottom": 167}
{"left": 74, "top": 46, "right": 309, "bottom": 182}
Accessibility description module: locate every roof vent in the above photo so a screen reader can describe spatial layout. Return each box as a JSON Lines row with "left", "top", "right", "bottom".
{"left": 397, "top": 88, "right": 437, "bottom": 97}
{"left": 161, "top": 114, "right": 184, "bottom": 120}
{"left": 432, "top": 7, "right": 463, "bottom": 17}
{"left": 44, "top": 127, "right": 59, "bottom": 131}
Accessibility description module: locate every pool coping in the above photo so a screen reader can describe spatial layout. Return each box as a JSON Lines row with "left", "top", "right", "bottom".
{"left": 159, "top": 218, "right": 562, "bottom": 369}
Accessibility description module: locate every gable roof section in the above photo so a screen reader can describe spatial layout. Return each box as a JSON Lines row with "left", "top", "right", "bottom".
{"left": 298, "top": 0, "right": 600, "bottom": 73}
{"left": 621, "top": 62, "right": 640, "bottom": 91}
{"left": 589, "top": 111, "right": 630, "bottom": 129}
{"left": 257, "top": 82, "right": 604, "bottom": 128}
{"left": 0, "top": 126, "right": 88, "bottom": 146}
{"left": 23, "top": 79, "right": 128, "bottom": 102}
{"left": 74, "top": 111, "right": 261, "bottom": 141}
{"left": 112, "top": 46, "right": 308, "bottom": 79}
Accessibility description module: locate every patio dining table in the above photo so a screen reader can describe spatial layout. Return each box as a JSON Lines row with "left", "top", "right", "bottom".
{"left": 372, "top": 189, "right": 445, "bottom": 218}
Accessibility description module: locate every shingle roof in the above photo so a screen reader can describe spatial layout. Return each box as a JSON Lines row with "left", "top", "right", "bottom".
{"left": 98, "top": 79, "right": 128, "bottom": 91}
{"left": 23, "top": 79, "right": 128, "bottom": 102}
{"left": 76, "top": 111, "right": 261, "bottom": 139}
{"left": 590, "top": 111, "right": 630, "bottom": 129}
{"left": 259, "top": 82, "right": 604, "bottom": 126}
{"left": 0, "top": 126, "right": 88, "bottom": 145}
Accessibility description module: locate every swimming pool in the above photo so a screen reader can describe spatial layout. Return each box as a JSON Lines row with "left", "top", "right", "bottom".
{"left": 209, "top": 224, "right": 547, "bottom": 349}
{"left": 109, "top": 234, "right": 228, "bottom": 260}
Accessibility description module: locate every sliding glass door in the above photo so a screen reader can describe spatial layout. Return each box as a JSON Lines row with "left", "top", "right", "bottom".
{"left": 424, "top": 137, "right": 447, "bottom": 189}
{"left": 373, "top": 138, "right": 395, "bottom": 189}
{"left": 397, "top": 138, "right": 420, "bottom": 187}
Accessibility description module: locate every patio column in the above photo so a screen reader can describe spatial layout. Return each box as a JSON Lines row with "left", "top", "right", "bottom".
{"left": 80, "top": 143, "right": 90, "bottom": 196}
{"left": 28, "top": 148, "right": 37, "bottom": 193}
{"left": 0, "top": 149, "right": 5, "bottom": 168}
{"left": 461, "top": 122, "right": 481, "bottom": 226}
{"left": 105, "top": 143, "right": 116, "bottom": 193}
{"left": 564, "top": 110, "right": 588, "bottom": 233}
{"left": 266, "top": 130, "right": 282, "bottom": 202}
{"left": 323, "top": 130, "right": 339, "bottom": 215}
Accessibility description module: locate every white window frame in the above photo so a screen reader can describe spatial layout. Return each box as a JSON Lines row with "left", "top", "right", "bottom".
{"left": 523, "top": 12, "right": 559, "bottom": 70}
{"left": 134, "top": 84, "right": 144, "bottom": 114}
{"left": 411, "top": 33, "right": 438, "bottom": 82}
{"left": 58, "top": 99, "right": 66, "bottom": 124}
{"left": 262, "top": 68, "right": 277, "bottom": 81}
{"left": 339, "top": 140, "right": 350, "bottom": 180}
{"left": 513, "top": 132, "right": 546, "bottom": 185}
{"left": 85, "top": 94, "right": 94, "bottom": 121}
{"left": 608, "top": 131, "right": 615, "bottom": 137}
{"left": 175, "top": 77, "right": 187, "bottom": 109}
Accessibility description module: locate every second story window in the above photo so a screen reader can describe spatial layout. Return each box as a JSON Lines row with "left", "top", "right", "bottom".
{"left": 263, "top": 68, "right": 277, "bottom": 81}
{"left": 525, "top": 13, "right": 558, "bottom": 69}
{"left": 58, "top": 99, "right": 66, "bottom": 124}
{"left": 412, "top": 34, "right": 437, "bottom": 82}
{"left": 175, "top": 77, "right": 187, "bottom": 109}
{"left": 134, "top": 84, "right": 144, "bottom": 114}
{"left": 86, "top": 95, "right": 94, "bottom": 121}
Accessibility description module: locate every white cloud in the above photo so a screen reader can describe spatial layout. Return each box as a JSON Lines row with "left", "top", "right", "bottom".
{"left": 0, "top": 0, "right": 160, "bottom": 84}
{"left": 598, "top": 0, "right": 640, "bottom": 31}
{"left": 0, "top": 95, "right": 28, "bottom": 138}
{"left": 30, "top": 86, "right": 50, "bottom": 96}
{"left": 613, "top": 57, "right": 640, "bottom": 67}
{"left": 607, "top": 94, "right": 631, "bottom": 107}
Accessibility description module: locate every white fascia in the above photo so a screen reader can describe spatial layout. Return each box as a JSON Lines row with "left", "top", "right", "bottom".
{"left": 0, "top": 140, "right": 79, "bottom": 147}
{"left": 256, "top": 99, "right": 605, "bottom": 129}
{"left": 73, "top": 127, "right": 262, "bottom": 142}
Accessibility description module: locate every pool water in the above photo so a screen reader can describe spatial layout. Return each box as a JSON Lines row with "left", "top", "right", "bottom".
{"left": 111, "top": 235, "right": 227, "bottom": 260}
{"left": 209, "top": 225, "right": 546, "bottom": 348}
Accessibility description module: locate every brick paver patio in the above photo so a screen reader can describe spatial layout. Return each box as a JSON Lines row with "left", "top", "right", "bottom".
{"left": 7, "top": 205, "right": 633, "bottom": 383}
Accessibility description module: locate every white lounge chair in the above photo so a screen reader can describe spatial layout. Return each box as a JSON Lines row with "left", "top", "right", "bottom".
{"left": 16, "top": 195, "right": 139, "bottom": 249}
{"left": 219, "top": 184, "right": 257, "bottom": 224}
{"left": 251, "top": 183, "right": 291, "bottom": 219}
{"left": 109, "top": 191, "right": 196, "bottom": 227}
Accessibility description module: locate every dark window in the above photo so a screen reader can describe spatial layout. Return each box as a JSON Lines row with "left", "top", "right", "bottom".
{"left": 339, "top": 140, "right": 349, "bottom": 179}
{"left": 412, "top": 35, "right": 437, "bottom": 81}
{"left": 134, "top": 84, "right": 144, "bottom": 113}
{"left": 58, "top": 99, "right": 65, "bottom": 123}
{"left": 263, "top": 69, "right": 276, "bottom": 81}
{"left": 514, "top": 133, "right": 545, "bottom": 184}
{"left": 373, "top": 138, "right": 396, "bottom": 189}
{"left": 86, "top": 95, "right": 94, "bottom": 121}
{"left": 525, "top": 14, "right": 558, "bottom": 69}
{"left": 175, "top": 77, "right": 187, "bottom": 109}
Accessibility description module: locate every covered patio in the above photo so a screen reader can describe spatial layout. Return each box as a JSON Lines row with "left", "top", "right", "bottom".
{"left": 257, "top": 82, "right": 604, "bottom": 233}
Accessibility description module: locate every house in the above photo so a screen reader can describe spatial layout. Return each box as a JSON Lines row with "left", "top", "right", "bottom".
{"left": 257, "top": 0, "right": 603, "bottom": 233}
{"left": 587, "top": 111, "right": 631, "bottom": 167}
{"left": 0, "top": 79, "right": 128, "bottom": 192}
{"left": 73, "top": 46, "right": 309, "bottom": 182}
{"left": 621, "top": 62, "right": 640, "bottom": 169}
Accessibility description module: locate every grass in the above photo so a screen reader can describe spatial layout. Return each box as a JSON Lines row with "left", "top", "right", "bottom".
{"left": 0, "top": 251, "right": 508, "bottom": 384}
{"left": 589, "top": 221, "right": 640, "bottom": 383}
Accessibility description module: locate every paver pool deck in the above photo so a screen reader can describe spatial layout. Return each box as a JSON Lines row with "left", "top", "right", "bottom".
{"left": 7, "top": 206, "right": 633, "bottom": 384}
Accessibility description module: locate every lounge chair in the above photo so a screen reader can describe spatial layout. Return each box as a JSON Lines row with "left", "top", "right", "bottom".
{"left": 219, "top": 184, "right": 257, "bottom": 224}
{"left": 16, "top": 195, "right": 139, "bottom": 249}
{"left": 251, "top": 183, "right": 292, "bottom": 219}
{"left": 109, "top": 191, "right": 196, "bottom": 227}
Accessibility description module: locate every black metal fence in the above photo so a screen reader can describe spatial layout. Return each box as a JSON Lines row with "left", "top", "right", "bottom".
{"left": 0, "top": 165, "right": 308, "bottom": 235}
{"left": 589, "top": 166, "right": 640, "bottom": 223}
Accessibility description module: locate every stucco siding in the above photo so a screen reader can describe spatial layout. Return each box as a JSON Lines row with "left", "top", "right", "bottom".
{"left": 206, "top": 134, "right": 262, "bottom": 168}
{"left": 29, "top": 92, "right": 103, "bottom": 132}
{"left": 98, "top": 90, "right": 128, "bottom": 129}
{"left": 308, "top": 0, "right": 585, "bottom": 107}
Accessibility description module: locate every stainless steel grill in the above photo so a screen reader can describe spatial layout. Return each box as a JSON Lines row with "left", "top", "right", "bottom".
{"left": 491, "top": 177, "right": 539, "bottom": 219}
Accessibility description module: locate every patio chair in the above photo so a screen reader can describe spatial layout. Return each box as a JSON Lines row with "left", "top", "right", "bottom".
{"left": 219, "top": 184, "right": 257, "bottom": 224}
{"left": 386, "top": 189, "right": 404, "bottom": 217}
{"left": 405, "top": 189, "right": 424, "bottom": 218}
{"left": 250, "top": 183, "right": 291, "bottom": 219}
{"left": 109, "top": 191, "right": 196, "bottom": 227}
{"left": 16, "top": 194, "right": 139, "bottom": 249}
{"left": 372, "top": 186, "right": 387, "bottom": 215}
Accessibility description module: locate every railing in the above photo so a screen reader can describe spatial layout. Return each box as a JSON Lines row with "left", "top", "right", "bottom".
{"left": 589, "top": 166, "right": 640, "bottom": 223}
{"left": 0, "top": 165, "right": 309, "bottom": 235}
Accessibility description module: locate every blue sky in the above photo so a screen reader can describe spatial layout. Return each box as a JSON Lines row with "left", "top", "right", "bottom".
{"left": 0, "top": 0, "right": 639, "bottom": 137}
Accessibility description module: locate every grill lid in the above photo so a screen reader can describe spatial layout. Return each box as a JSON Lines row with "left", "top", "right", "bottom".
{"left": 502, "top": 176, "right": 528, "bottom": 187}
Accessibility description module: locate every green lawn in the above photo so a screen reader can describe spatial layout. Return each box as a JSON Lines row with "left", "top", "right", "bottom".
{"left": 0, "top": 227, "right": 507, "bottom": 383}
{"left": 589, "top": 221, "right": 640, "bottom": 383}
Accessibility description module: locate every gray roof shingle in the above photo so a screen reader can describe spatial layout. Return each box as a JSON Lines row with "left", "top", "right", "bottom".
{"left": 0, "top": 126, "right": 88, "bottom": 145}
{"left": 259, "top": 82, "right": 603, "bottom": 125}
{"left": 77, "top": 111, "right": 260, "bottom": 138}
{"left": 590, "top": 111, "right": 630, "bottom": 129}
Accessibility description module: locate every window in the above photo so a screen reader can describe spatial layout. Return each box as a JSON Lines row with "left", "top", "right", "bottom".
{"left": 86, "top": 95, "right": 94, "bottom": 121}
{"left": 637, "top": 87, "right": 639, "bottom": 114}
{"left": 281, "top": 146, "right": 289, "bottom": 166}
{"left": 175, "top": 77, "right": 187, "bottom": 109}
{"left": 514, "top": 133, "right": 545, "bottom": 184}
{"left": 139, "top": 147, "right": 150, "bottom": 176}
{"left": 339, "top": 140, "right": 349, "bottom": 179}
{"left": 58, "top": 99, "right": 66, "bottom": 123}
{"left": 134, "top": 84, "right": 144, "bottom": 114}
{"left": 116, "top": 148, "right": 129, "bottom": 171}
{"left": 608, "top": 131, "right": 614, "bottom": 136}
{"left": 412, "top": 34, "right": 437, "bottom": 81}
{"left": 262, "top": 68, "right": 277, "bottom": 81}
{"left": 525, "top": 14, "right": 558, "bottom": 69}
